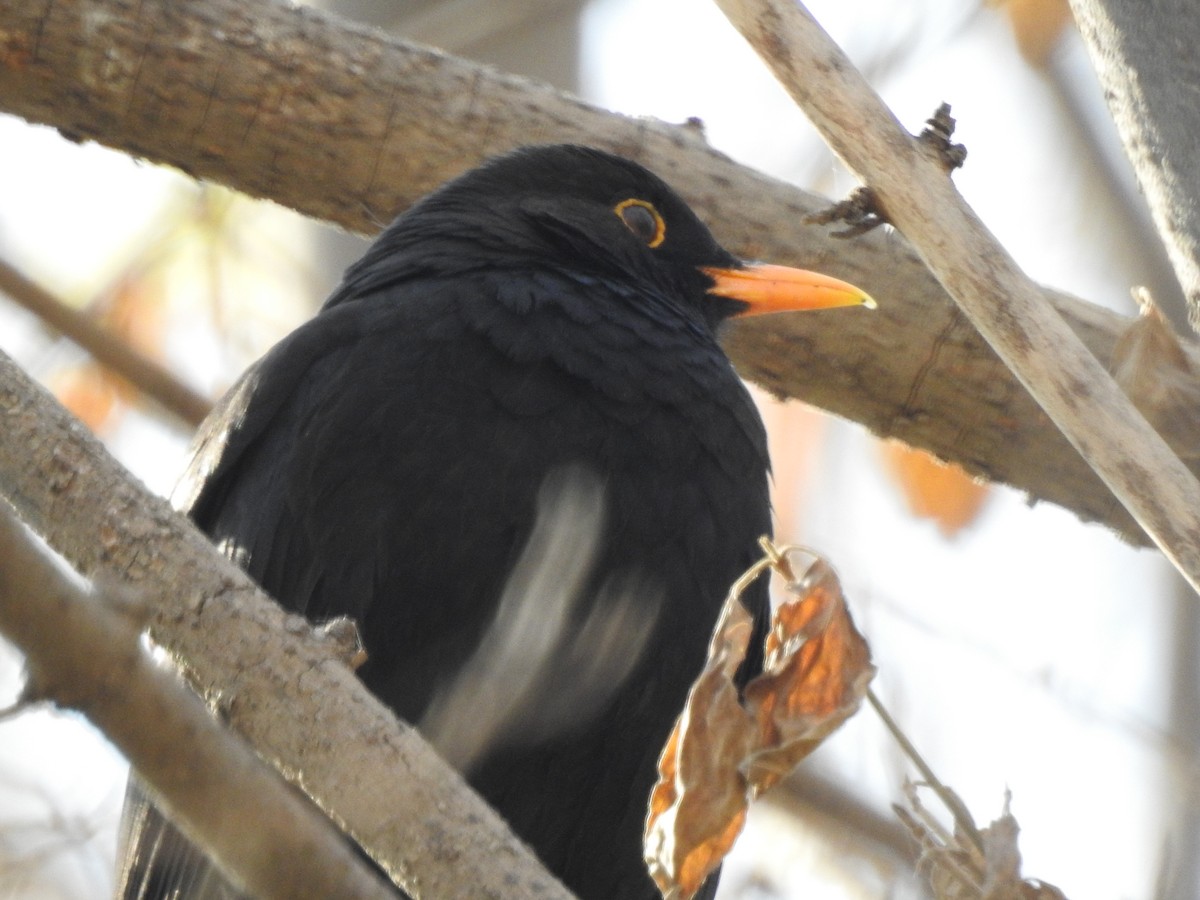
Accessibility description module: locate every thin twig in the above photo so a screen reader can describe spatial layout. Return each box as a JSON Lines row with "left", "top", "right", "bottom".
{"left": 867, "top": 689, "right": 984, "bottom": 855}
{"left": 0, "top": 258, "right": 211, "bottom": 427}
{"left": 715, "top": 0, "right": 1200, "bottom": 595}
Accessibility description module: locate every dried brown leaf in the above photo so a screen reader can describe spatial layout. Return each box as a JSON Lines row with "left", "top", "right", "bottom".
{"left": 644, "top": 543, "right": 874, "bottom": 898}
{"left": 743, "top": 557, "right": 875, "bottom": 793}
{"left": 644, "top": 596, "right": 758, "bottom": 898}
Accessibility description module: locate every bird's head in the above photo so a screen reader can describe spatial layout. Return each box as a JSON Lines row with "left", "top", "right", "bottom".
{"left": 335, "top": 145, "right": 873, "bottom": 331}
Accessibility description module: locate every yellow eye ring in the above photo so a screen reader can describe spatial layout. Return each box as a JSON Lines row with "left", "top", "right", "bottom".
{"left": 614, "top": 199, "right": 666, "bottom": 248}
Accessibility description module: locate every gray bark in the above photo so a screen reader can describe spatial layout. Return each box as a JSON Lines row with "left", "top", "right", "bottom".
{"left": 1069, "top": 0, "right": 1200, "bottom": 328}
{"left": 0, "top": 0, "right": 1194, "bottom": 543}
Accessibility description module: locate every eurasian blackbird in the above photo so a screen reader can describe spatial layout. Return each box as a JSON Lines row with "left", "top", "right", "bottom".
{"left": 116, "top": 144, "right": 871, "bottom": 899}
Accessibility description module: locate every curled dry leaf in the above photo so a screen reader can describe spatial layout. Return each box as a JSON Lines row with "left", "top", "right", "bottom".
{"left": 742, "top": 557, "right": 876, "bottom": 793}
{"left": 644, "top": 542, "right": 874, "bottom": 899}
{"left": 644, "top": 599, "right": 758, "bottom": 899}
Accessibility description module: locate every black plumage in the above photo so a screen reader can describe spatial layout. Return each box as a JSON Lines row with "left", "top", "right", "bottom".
{"left": 117, "top": 145, "right": 868, "bottom": 899}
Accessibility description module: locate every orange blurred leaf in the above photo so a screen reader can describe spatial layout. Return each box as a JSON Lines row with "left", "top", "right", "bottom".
{"left": 49, "top": 363, "right": 122, "bottom": 434}
{"left": 999, "top": 0, "right": 1073, "bottom": 67}
{"left": 880, "top": 439, "right": 990, "bottom": 537}
{"left": 102, "top": 272, "right": 168, "bottom": 363}
{"left": 644, "top": 543, "right": 874, "bottom": 899}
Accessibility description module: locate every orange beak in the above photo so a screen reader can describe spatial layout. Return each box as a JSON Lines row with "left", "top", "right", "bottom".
{"left": 702, "top": 263, "right": 876, "bottom": 317}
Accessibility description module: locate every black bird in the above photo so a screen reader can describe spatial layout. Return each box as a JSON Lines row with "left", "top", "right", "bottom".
{"left": 116, "top": 145, "right": 870, "bottom": 899}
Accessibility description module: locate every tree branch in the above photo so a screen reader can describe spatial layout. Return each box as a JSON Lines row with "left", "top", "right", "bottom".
{"left": 0, "top": 258, "right": 212, "bottom": 427}
{"left": 0, "top": 348, "right": 573, "bottom": 899}
{"left": 1, "top": 0, "right": 1195, "bottom": 543}
{"left": 1067, "top": 0, "right": 1200, "bottom": 328}
{"left": 713, "top": 0, "right": 1200, "bottom": 593}
{"left": 0, "top": 501, "right": 394, "bottom": 900}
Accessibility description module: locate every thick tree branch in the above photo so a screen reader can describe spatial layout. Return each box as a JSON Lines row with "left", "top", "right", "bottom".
{"left": 1, "top": 0, "right": 1195, "bottom": 543}
{"left": 1067, "top": 0, "right": 1200, "bottom": 328}
{"left": 714, "top": 0, "right": 1200, "bottom": 592}
{"left": 0, "top": 502, "right": 393, "bottom": 900}
{"left": 0, "top": 349, "right": 573, "bottom": 899}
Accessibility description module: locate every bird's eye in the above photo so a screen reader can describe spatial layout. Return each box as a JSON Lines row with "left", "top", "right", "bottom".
{"left": 614, "top": 199, "right": 666, "bottom": 248}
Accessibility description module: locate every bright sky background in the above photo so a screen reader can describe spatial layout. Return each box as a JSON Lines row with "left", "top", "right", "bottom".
{"left": 0, "top": 1, "right": 1186, "bottom": 897}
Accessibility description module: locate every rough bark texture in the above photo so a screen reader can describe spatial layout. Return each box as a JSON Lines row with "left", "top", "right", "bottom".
{"left": 715, "top": 0, "right": 1200, "bottom": 593}
{"left": 1069, "top": 0, "right": 1200, "bottom": 328}
{"left": 0, "top": 350, "right": 573, "bottom": 899}
{"left": 2, "top": 0, "right": 1195, "bottom": 543}
{"left": 0, "top": 503, "right": 395, "bottom": 900}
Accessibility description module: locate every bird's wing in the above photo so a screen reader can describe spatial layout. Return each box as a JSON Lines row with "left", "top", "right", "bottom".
{"left": 173, "top": 302, "right": 362, "bottom": 529}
